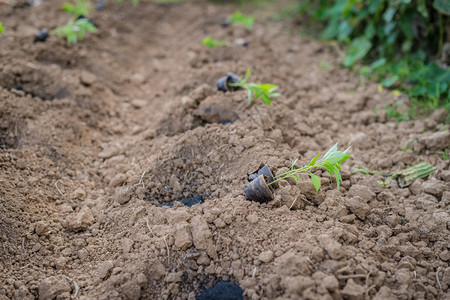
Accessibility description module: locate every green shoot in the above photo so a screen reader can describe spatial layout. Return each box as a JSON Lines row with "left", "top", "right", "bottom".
{"left": 50, "top": 18, "right": 97, "bottom": 44}
{"left": 115, "top": 0, "right": 139, "bottom": 6}
{"left": 229, "top": 68, "right": 280, "bottom": 106}
{"left": 153, "top": 0, "right": 185, "bottom": 3}
{"left": 230, "top": 12, "right": 255, "bottom": 29}
{"left": 400, "top": 138, "right": 417, "bottom": 152}
{"left": 269, "top": 143, "right": 351, "bottom": 192}
{"left": 436, "top": 151, "right": 449, "bottom": 161}
{"left": 62, "top": 0, "right": 93, "bottom": 18}
{"left": 201, "top": 37, "right": 230, "bottom": 48}
{"left": 0, "top": 22, "right": 4, "bottom": 34}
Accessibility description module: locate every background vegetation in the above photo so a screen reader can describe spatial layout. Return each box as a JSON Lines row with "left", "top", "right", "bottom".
{"left": 297, "top": 0, "right": 450, "bottom": 117}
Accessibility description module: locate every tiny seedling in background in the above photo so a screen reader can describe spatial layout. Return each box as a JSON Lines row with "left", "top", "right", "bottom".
{"left": 50, "top": 18, "right": 97, "bottom": 44}
{"left": 230, "top": 68, "right": 280, "bottom": 106}
{"left": 0, "top": 22, "right": 4, "bottom": 34}
{"left": 201, "top": 37, "right": 230, "bottom": 48}
{"left": 230, "top": 12, "right": 255, "bottom": 29}
{"left": 115, "top": 0, "right": 139, "bottom": 5}
{"left": 269, "top": 143, "right": 351, "bottom": 192}
{"left": 62, "top": 0, "right": 93, "bottom": 18}
{"left": 400, "top": 138, "right": 417, "bottom": 152}
{"left": 319, "top": 61, "right": 331, "bottom": 70}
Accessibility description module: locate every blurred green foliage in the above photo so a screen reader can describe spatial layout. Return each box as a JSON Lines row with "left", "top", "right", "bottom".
{"left": 298, "top": 0, "right": 450, "bottom": 112}
{"left": 0, "top": 22, "right": 4, "bottom": 34}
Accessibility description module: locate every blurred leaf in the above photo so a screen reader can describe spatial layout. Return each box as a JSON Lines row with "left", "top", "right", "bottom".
{"left": 433, "top": 0, "right": 450, "bottom": 15}
{"left": 380, "top": 75, "right": 399, "bottom": 87}
{"left": 417, "top": 0, "right": 428, "bottom": 18}
{"left": 343, "top": 37, "right": 372, "bottom": 66}
{"left": 0, "top": 22, "right": 4, "bottom": 34}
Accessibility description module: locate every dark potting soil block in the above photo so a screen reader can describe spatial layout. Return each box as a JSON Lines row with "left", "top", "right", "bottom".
{"left": 216, "top": 72, "right": 241, "bottom": 92}
{"left": 196, "top": 281, "right": 243, "bottom": 300}
{"left": 247, "top": 164, "right": 277, "bottom": 188}
{"left": 244, "top": 174, "right": 274, "bottom": 203}
{"left": 160, "top": 195, "right": 206, "bottom": 208}
{"left": 34, "top": 29, "right": 48, "bottom": 43}
{"left": 220, "top": 19, "right": 231, "bottom": 27}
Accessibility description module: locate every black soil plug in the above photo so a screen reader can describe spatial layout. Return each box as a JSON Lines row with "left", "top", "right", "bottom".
{"left": 34, "top": 29, "right": 48, "bottom": 43}
{"left": 234, "top": 38, "right": 248, "bottom": 47}
{"left": 197, "top": 281, "right": 243, "bottom": 300}
{"left": 216, "top": 72, "right": 241, "bottom": 92}
{"left": 220, "top": 19, "right": 231, "bottom": 28}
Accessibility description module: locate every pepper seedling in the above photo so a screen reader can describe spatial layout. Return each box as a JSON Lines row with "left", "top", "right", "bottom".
{"left": 229, "top": 68, "right": 280, "bottom": 106}
{"left": 201, "top": 37, "right": 230, "bottom": 48}
{"left": 230, "top": 12, "right": 255, "bottom": 29}
{"left": 50, "top": 18, "right": 97, "bottom": 44}
{"left": 270, "top": 143, "right": 351, "bottom": 192}
{"left": 62, "top": 0, "right": 93, "bottom": 18}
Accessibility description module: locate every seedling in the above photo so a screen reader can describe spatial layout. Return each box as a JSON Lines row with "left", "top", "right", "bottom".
{"left": 50, "top": 18, "right": 97, "bottom": 44}
{"left": 400, "top": 138, "right": 417, "bottom": 152}
{"left": 436, "top": 150, "right": 449, "bottom": 161}
{"left": 269, "top": 143, "right": 351, "bottom": 192}
{"left": 229, "top": 69, "right": 280, "bottom": 106}
{"left": 230, "top": 12, "right": 255, "bottom": 29}
{"left": 115, "top": 0, "right": 139, "bottom": 6}
{"left": 62, "top": 0, "right": 93, "bottom": 18}
{"left": 0, "top": 22, "right": 4, "bottom": 34}
{"left": 201, "top": 37, "right": 230, "bottom": 48}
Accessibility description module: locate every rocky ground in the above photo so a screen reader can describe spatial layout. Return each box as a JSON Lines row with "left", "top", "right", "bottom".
{"left": 0, "top": 0, "right": 449, "bottom": 299}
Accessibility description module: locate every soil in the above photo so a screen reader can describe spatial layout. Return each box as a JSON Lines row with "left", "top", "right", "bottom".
{"left": 0, "top": 0, "right": 449, "bottom": 299}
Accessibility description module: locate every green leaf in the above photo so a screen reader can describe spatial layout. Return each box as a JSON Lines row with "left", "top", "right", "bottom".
{"left": 309, "top": 173, "right": 321, "bottom": 192}
{"left": 344, "top": 37, "right": 372, "bottom": 67}
{"left": 0, "top": 22, "right": 4, "bottom": 34}
{"left": 380, "top": 75, "right": 399, "bottom": 87}
{"left": 230, "top": 12, "right": 255, "bottom": 29}
{"left": 418, "top": 0, "right": 429, "bottom": 18}
{"left": 308, "top": 153, "right": 320, "bottom": 166}
{"left": 433, "top": 0, "right": 450, "bottom": 15}
{"left": 322, "top": 143, "right": 338, "bottom": 160}
{"left": 245, "top": 68, "right": 251, "bottom": 80}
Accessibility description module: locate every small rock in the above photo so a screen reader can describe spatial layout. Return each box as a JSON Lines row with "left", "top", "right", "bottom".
{"left": 258, "top": 250, "right": 274, "bottom": 263}
{"left": 71, "top": 188, "right": 86, "bottom": 200}
{"left": 122, "top": 238, "right": 134, "bottom": 253}
{"left": 80, "top": 71, "right": 97, "bottom": 86}
{"left": 98, "top": 261, "right": 114, "bottom": 279}
{"left": 280, "top": 276, "right": 315, "bottom": 295}
{"left": 347, "top": 185, "right": 376, "bottom": 203}
{"left": 130, "top": 99, "right": 147, "bottom": 109}
{"left": 317, "top": 234, "right": 345, "bottom": 260}
{"left": 276, "top": 252, "right": 310, "bottom": 276}
{"left": 345, "top": 196, "right": 371, "bottom": 220}
{"left": 165, "top": 208, "right": 191, "bottom": 224}
{"left": 66, "top": 206, "right": 95, "bottom": 232}
{"left": 180, "top": 96, "right": 195, "bottom": 108}
{"left": 35, "top": 221, "right": 51, "bottom": 236}
{"left": 246, "top": 213, "right": 259, "bottom": 224}
{"left": 439, "top": 170, "right": 450, "bottom": 182}
{"left": 373, "top": 286, "right": 395, "bottom": 300}
{"left": 174, "top": 222, "right": 192, "bottom": 250}
{"left": 98, "top": 145, "right": 121, "bottom": 159}
{"left": 190, "top": 216, "right": 212, "bottom": 250}
{"left": 430, "top": 108, "right": 448, "bottom": 124}
{"left": 418, "top": 131, "right": 450, "bottom": 151}
{"left": 321, "top": 275, "right": 339, "bottom": 291}
{"left": 423, "top": 179, "right": 446, "bottom": 198}
{"left": 110, "top": 173, "right": 127, "bottom": 187}
{"left": 38, "top": 275, "right": 71, "bottom": 300}
{"left": 114, "top": 187, "right": 131, "bottom": 205}
{"left": 395, "top": 268, "right": 412, "bottom": 285}
{"left": 342, "top": 279, "right": 365, "bottom": 300}
{"left": 165, "top": 271, "right": 183, "bottom": 283}
{"left": 13, "top": 285, "right": 33, "bottom": 300}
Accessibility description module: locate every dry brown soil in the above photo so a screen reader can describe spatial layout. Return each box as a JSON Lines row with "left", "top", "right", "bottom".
{"left": 1, "top": 0, "right": 449, "bottom": 299}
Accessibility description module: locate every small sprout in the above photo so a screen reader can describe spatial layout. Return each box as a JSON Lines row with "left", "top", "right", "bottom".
{"left": 229, "top": 68, "right": 280, "bottom": 106}
{"left": 201, "top": 37, "right": 230, "bottom": 48}
{"left": 115, "top": 0, "right": 139, "bottom": 6}
{"left": 50, "top": 18, "right": 97, "bottom": 44}
{"left": 269, "top": 143, "right": 351, "bottom": 192}
{"left": 62, "top": 0, "right": 93, "bottom": 18}
{"left": 0, "top": 22, "right": 4, "bottom": 34}
{"left": 230, "top": 12, "right": 255, "bottom": 29}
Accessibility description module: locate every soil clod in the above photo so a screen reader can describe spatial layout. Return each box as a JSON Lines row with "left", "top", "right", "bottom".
{"left": 216, "top": 72, "right": 241, "bottom": 92}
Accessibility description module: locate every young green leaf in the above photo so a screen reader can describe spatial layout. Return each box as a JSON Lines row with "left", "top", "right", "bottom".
{"left": 309, "top": 173, "right": 321, "bottom": 192}
{"left": 201, "top": 37, "right": 230, "bottom": 48}
{"left": 230, "top": 12, "right": 255, "bottom": 29}
{"left": 62, "top": 0, "right": 92, "bottom": 18}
